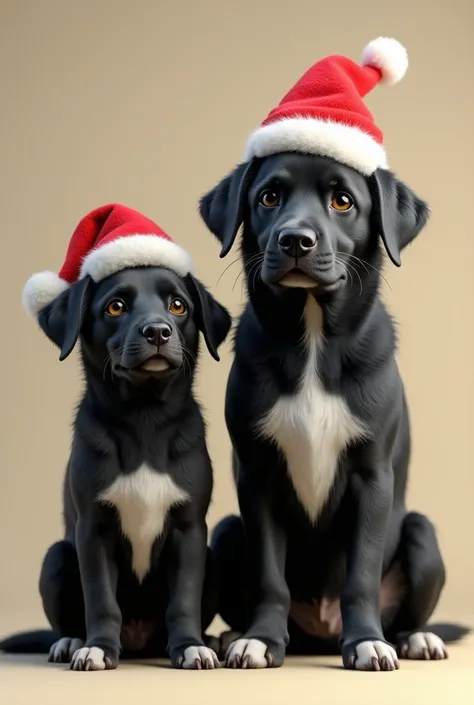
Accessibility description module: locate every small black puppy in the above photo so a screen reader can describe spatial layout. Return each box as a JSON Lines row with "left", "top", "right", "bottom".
{"left": 1, "top": 265, "right": 231, "bottom": 670}
{"left": 199, "top": 150, "right": 462, "bottom": 671}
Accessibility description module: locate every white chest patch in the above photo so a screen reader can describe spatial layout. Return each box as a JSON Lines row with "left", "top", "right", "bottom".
{"left": 99, "top": 464, "right": 188, "bottom": 582}
{"left": 258, "top": 297, "right": 366, "bottom": 523}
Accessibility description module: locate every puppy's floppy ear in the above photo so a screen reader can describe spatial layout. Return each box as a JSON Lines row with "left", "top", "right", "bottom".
{"left": 184, "top": 274, "right": 232, "bottom": 362}
{"left": 199, "top": 159, "right": 259, "bottom": 258}
{"left": 369, "top": 168, "right": 430, "bottom": 267}
{"left": 37, "top": 275, "right": 93, "bottom": 361}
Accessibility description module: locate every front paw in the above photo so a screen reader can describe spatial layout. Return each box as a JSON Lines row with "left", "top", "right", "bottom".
{"left": 397, "top": 632, "right": 448, "bottom": 661}
{"left": 215, "top": 630, "right": 244, "bottom": 661}
{"left": 343, "top": 640, "right": 400, "bottom": 672}
{"left": 225, "top": 637, "right": 285, "bottom": 669}
{"left": 174, "top": 645, "right": 220, "bottom": 670}
{"left": 49, "top": 637, "right": 84, "bottom": 664}
{"left": 70, "top": 645, "right": 118, "bottom": 672}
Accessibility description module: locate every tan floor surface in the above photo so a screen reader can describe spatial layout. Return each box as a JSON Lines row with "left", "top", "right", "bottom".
{"left": 1, "top": 628, "right": 473, "bottom": 705}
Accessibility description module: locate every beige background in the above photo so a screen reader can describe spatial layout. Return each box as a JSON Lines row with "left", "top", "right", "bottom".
{"left": 1, "top": 0, "right": 473, "bottom": 645}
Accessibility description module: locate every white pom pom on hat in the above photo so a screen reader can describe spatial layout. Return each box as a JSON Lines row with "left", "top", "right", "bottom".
{"left": 361, "top": 37, "right": 409, "bottom": 85}
{"left": 22, "top": 270, "right": 70, "bottom": 318}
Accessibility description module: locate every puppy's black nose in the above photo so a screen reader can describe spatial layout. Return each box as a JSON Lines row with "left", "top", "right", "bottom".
{"left": 141, "top": 323, "right": 172, "bottom": 346}
{"left": 278, "top": 228, "right": 317, "bottom": 258}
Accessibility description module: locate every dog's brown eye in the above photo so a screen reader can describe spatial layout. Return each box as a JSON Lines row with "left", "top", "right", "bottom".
{"left": 259, "top": 189, "right": 280, "bottom": 208}
{"left": 330, "top": 192, "right": 354, "bottom": 212}
{"left": 169, "top": 298, "right": 186, "bottom": 316}
{"left": 106, "top": 299, "right": 126, "bottom": 316}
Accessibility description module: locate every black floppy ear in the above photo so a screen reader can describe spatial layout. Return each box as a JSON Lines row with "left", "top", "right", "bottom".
{"left": 37, "top": 275, "right": 93, "bottom": 361}
{"left": 369, "top": 168, "right": 430, "bottom": 267}
{"left": 199, "top": 159, "right": 259, "bottom": 258}
{"left": 184, "top": 274, "right": 232, "bottom": 362}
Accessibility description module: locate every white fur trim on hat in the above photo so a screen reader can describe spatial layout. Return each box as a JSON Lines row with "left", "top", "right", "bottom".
{"left": 79, "top": 234, "right": 194, "bottom": 283}
{"left": 361, "top": 37, "right": 408, "bottom": 86}
{"left": 22, "top": 270, "right": 70, "bottom": 317}
{"left": 244, "top": 117, "right": 388, "bottom": 176}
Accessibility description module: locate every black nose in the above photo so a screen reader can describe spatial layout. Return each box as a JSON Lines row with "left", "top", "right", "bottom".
{"left": 141, "top": 323, "right": 172, "bottom": 346}
{"left": 278, "top": 228, "right": 317, "bottom": 258}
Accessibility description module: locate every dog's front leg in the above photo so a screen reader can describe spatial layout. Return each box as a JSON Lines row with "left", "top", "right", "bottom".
{"left": 166, "top": 518, "right": 220, "bottom": 670}
{"left": 70, "top": 515, "right": 121, "bottom": 671}
{"left": 224, "top": 471, "right": 290, "bottom": 669}
{"left": 340, "top": 462, "right": 399, "bottom": 671}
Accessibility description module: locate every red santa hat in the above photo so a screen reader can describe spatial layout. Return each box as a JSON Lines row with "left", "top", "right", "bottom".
{"left": 244, "top": 37, "right": 409, "bottom": 176}
{"left": 23, "top": 203, "right": 193, "bottom": 316}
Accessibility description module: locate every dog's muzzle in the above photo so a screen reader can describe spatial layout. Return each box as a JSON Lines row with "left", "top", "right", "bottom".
{"left": 263, "top": 227, "right": 345, "bottom": 292}
{"left": 115, "top": 320, "right": 183, "bottom": 376}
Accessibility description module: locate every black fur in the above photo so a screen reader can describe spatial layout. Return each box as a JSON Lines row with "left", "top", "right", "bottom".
{"left": 0, "top": 266, "right": 231, "bottom": 669}
{"left": 199, "top": 153, "right": 469, "bottom": 669}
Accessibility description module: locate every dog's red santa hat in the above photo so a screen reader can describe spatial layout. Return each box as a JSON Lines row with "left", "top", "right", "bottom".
{"left": 23, "top": 203, "right": 193, "bottom": 316}
{"left": 244, "top": 37, "right": 408, "bottom": 176}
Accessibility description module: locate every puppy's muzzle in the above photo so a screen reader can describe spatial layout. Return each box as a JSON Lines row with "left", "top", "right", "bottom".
{"left": 270, "top": 226, "right": 342, "bottom": 290}
{"left": 117, "top": 318, "right": 183, "bottom": 376}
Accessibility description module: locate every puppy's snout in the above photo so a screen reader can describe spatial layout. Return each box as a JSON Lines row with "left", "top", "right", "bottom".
{"left": 278, "top": 228, "right": 317, "bottom": 258}
{"left": 141, "top": 323, "right": 172, "bottom": 347}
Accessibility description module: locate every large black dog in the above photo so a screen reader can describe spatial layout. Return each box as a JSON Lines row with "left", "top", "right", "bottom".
{"left": 200, "top": 152, "right": 463, "bottom": 671}
{"left": 0, "top": 266, "right": 231, "bottom": 670}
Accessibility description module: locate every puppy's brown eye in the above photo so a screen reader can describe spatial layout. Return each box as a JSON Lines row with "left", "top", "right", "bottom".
{"left": 169, "top": 299, "right": 186, "bottom": 316}
{"left": 330, "top": 192, "right": 354, "bottom": 212}
{"left": 259, "top": 189, "right": 280, "bottom": 208}
{"left": 106, "top": 299, "right": 126, "bottom": 316}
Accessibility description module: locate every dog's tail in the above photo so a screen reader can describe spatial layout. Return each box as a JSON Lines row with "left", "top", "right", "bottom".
{"left": 0, "top": 629, "right": 57, "bottom": 654}
{"left": 426, "top": 622, "right": 471, "bottom": 643}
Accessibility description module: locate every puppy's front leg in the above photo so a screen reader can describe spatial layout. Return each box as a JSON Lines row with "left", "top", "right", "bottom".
{"left": 340, "top": 462, "right": 399, "bottom": 672}
{"left": 225, "top": 471, "right": 290, "bottom": 669}
{"left": 166, "top": 518, "right": 220, "bottom": 670}
{"left": 70, "top": 515, "right": 121, "bottom": 671}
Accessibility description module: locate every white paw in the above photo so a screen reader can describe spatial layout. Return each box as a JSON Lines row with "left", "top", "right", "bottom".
{"left": 352, "top": 640, "right": 400, "bottom": 671}
{"left": 49, "top": 637, "right": 84, "bottom": 663}
{"left": 225, "top": 638, "right": 269, "bottom": 669}
{"left": 70, "top": 646, "right": 110, "bottom": 671}
{"left": 399, "top": 632, "right": 448, "bottom": 660}
{"left": 181, "top": 646, "right": 220, "bottom": 670}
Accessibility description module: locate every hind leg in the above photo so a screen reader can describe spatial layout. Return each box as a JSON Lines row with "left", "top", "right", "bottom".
{"left": 200, "top": 546, "right": 222, "bottom": 655}
{"left": 210, "top": 515, "right": 255, "bottom": 658}
{"left": 39, "top": 540, "right": 86, "bottom": 663}
{"left": 385, "top": 512, "right": 448, "bottom": 660}
{"left": 201, "top": 547, "right": 220, "bottom": 632}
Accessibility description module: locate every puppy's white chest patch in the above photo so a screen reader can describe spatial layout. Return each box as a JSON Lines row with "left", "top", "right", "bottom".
{"left": 99, "top": 465, "right": 188, "bottom": 582}
{"left": 258, "top": 298, "right": 366, "bottom": 523}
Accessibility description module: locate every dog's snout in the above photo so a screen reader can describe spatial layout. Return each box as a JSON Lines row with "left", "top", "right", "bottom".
{"left": 278, "top": 228, "right": 317, "bottom": 258}
{"left": 141, "top": 323, "right": 172, "bottom": 347}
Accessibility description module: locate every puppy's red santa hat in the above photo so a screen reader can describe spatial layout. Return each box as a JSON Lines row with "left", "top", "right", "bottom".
{"left": 22, "top": 204, "right": 193, "bottom": 316}
{"left": 244, "top": 37, "right": 409, "bottom": 176}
